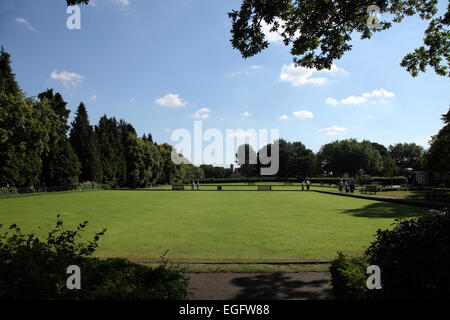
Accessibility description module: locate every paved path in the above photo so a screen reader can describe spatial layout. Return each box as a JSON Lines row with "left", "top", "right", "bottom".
{"left": 187, "top": 273, "right": 333, "bottom": 300}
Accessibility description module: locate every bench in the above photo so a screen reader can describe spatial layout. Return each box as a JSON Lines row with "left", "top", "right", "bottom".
{"left": 360, "top": 185, "right": 377, "bottom": 195}
{"left": 172, "top": 185, "right": 185, "bottom": 191}
{"left": 258, "top": 185, "right": 272, "bottom": 191}
{"left": 426, "top": 189, "right": 449, "bottom": 201}
{"left": 217, "top": 186, "right": 222, "bottom": 191}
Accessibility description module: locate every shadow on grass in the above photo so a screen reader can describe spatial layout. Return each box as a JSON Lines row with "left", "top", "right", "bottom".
{"left": 230, "top": 273, "right": 332, "bottom": 300}
{"left": 340, "top": 201, "right": 426, "bottom": 219}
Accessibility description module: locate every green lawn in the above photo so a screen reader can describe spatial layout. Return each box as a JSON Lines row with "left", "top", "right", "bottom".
{"left": 0, "top": 190, "right": 427, "bottom": 263}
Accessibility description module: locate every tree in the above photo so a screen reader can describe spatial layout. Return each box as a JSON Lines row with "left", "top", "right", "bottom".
{"left": 38, "top": 89, "right": 80, "bottom": 186}
{"left": 70, "top": 103, "right": 103, "bottom": 183}
{"left": 0, "top": 47, "right": 21, "bottom": 96}
{"left": 388, "top": 143, "right": 425, "bottom": 170}
{"left": 95, "top": 116, "right": 126, "bottom": 187}
{"left": 229, "top": 0, "right": 449, "bottom": 77}
{"left": 427, "top": 108, "right": 450, "bottom": 174}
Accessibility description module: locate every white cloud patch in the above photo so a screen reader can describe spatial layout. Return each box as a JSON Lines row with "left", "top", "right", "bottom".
{"left": 16, "top": 18, "right": 37, "bottom": 32}
{"left": 155, "top": 93, "right": 187, "bottom": 107}
{"left": 280, "top": 63, "right": 345, "bottom": 86}
{"left": 319, "top": 125, "right": 348, "bottom": 136}
{"left": 293, "top": 110, "right": 314, "bottom": 120}
{"left": 109, "top": 0, "right": 130, "bottom": 7}
{"left": 260, "top": 19, "right": 284, "bottom": 44}
{"left": 327, "top": 88, "right": 395, "bottom": 105}
{"left": 279, "top": 115, "right": 288, "bottom": 120}
{"left": 89, "top": 94, "right": 97, "bottom": 101}
{"left": 193, "top": 108, "right": 211, "bottom": 120}
{"left": 242, "top": 111, "right": 252, "bottom": 117}
{"left": 164, "top": 128, "right": 171, "bottom": 133}
{"left": 50, "top": 70, "right": 83, "bottom": 87}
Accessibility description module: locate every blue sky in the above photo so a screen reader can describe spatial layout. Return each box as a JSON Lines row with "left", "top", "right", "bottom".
{"left": 1, "top": 0, "right": 449, "bottom": 165}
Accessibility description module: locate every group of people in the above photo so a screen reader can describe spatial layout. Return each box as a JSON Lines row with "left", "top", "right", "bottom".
{"left": 301, "top": 180, "right": 311, "bottom": 191}
{"left": 191, "top": 181, "right": 200, "bottom": 190}
{"left": 338, "top": 179, "right": 355, "bottom": 193}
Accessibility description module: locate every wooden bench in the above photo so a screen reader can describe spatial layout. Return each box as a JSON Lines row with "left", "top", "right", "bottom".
{"left": 172, "top": 185, "right": 185, "bottom": 191}
{"left": 258, "top": 185, "right": 272, "bottom": 191}
{"left": 360, "top": 185, "right": 377, "bottom": 195}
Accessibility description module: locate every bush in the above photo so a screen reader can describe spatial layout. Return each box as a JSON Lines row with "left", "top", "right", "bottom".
{"left": 75, "top": 181, "right": 103, "bottom": 191}
{"left": 0, "top": 216, "right": 188, "bottom": 300}
{"left": 330, "top": 208, "right": 450, "bottom": 300}
{"left": 329, "top": 252, "right": 372, "bottom": 300}
{"left": 0, "top": 187, "right": 9, "bottom": 195}
{"left": 366, "top": 208, "right": 450, "bottom": 300}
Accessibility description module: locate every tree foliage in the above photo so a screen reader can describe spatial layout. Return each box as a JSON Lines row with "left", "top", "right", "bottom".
{"left": 427, "top": 108, "right": 450, "bottom": 174}
{"left": 229, "top": 0, "right": 449, "bottom": 77}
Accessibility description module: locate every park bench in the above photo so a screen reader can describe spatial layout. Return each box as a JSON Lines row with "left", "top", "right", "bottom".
{"left": 172, "top": 185, "right": 185, "bottom": 191}
{"left": 360, "top": 185, "right": 377, "bottom": 195}
{"left": 258, "top": 185, "right": 272, "bottom": 191}
{"left": 217, "top": 186, "right": 222, "bottom": 191}
{"left": 426, "top": 189, "right": 449, "bottom": 202}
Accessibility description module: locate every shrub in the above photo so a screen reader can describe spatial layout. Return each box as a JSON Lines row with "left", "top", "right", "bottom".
{"left": 329, "top": 252, "right": 372, "bottom": 300}
{"left": 330, "top": 208, "right": 450, "bottom": 300}
{"left": 0, "top": 187, "right": 8, "bottom": 195}
{"left": 365, "top": 208, "right": 450, "bottom": 300}
{"left": 75, "top": 181, "right": 103, "bottom": 191}
{"left": 0, "top": 216, "right": 188, "bottom": 300}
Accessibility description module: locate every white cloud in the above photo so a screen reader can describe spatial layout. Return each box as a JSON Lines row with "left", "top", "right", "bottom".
{"left": 16, "top": 18, "right": 37, "bottom": 32}
{"left": 231, "top": 71, "right": 249, "bottom": 76}
{"left": 242, "top": 111, "right": 252, "bottom": 117}
{"left": 129, "top": 98, "right": 135, "bottom": 103}
{"left": 293, "top": 110, "right": 314, "bottom": 120}
{"left": 193, "top": 108, "right": 211, "bottom": 120}
{"left": 319, "top": 125, "right": 348, "bottom": 136}
{"left": 164, "top": 128, "right": 171, "bottom": 133}
{"left": 260, "top": 19, "right": 284, "bottom": 44}
{"left": 50, "top": 70, "right": 83, "bottom": 87}
{"left": 249, "top": 65, "right": 262, "bottom": 70}
{"left": 109, "top": 0, "right": 130, "bottom": 7}
{"left": 89, "top": 94, "right": 97, "bottom": 101}
{"left": 155, "top": 93, "right": 187, "bottom": 107}
{"left": 280, "top": 63, "right": 345, "bottom": 87}
{"left": 366, "top": 114, "right": 373, "bottom": 119}
{"left": 329, "top": 88, "right": 395, "bottom": 105}
{"left": 279, "top": 115, "right": 288, "bottom": 120}
{"left": 326, "top": 97, "right": 339, "bottom": 105}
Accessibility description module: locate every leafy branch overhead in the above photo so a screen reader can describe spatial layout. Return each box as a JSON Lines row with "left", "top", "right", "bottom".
{"left": 229, "top": 0, "right": 449, "bottom": 77}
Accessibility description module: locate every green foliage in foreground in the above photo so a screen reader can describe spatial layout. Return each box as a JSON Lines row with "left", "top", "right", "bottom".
{"left": 0, "top": 216, "right": 187, "bottom": 300}
{"left": 330, "top": 208, "right": 450, "bottom": 300}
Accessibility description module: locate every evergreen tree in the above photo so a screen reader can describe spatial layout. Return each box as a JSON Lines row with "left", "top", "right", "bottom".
{"left": 95, "top": 116, "right": 126, "bottom": 187}
{"left": 69, "top": 103, "right": 102, "bottom": 182}
{"left": 0, "top": 47, "right": 21, "bottom": 96}
{"left": 38, "top": 89, "right": 80, "bottom": 186}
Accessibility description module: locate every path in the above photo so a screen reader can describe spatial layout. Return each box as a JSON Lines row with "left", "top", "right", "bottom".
{"left": 187, "top": 272, "right": 333, "bottom": 300}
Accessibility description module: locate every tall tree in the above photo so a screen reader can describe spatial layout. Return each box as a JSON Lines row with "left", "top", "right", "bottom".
{"left": 38, "top": 89, "right": 80, "bottom": 186}
{"left": 0, "top": 46, "right": 21, "bottom": 96}
{"left": 229, "top": 0, "right": 449, "bottom": 77}
{"left": 70, "top": 103, "right": 102, "bottom": 182}
{"left": 388, "top": 143, "right": 425, "bottom": 170}
{"left": 427, "top": 108, "right": 450, "bottom": 174}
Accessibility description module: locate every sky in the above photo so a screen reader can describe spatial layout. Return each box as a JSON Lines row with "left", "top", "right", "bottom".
{"left": 1, "top": 0, "right": 449, "bottom": 166}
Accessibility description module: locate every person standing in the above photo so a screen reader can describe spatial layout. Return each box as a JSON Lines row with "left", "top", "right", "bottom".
{"left": 345, "top": 180, "right": 349, "bottom": 193}
{"left": 302, "top": 181, "right": 305, "bottom": 191}
{"left": 196, "top": 181, "right": 200, "bottom": 190}
{"left": 192, "top": 181, "right": 195, "bottom": 190}
{"left": 306, "top": 180, "right": 311, "bottom": 191}
{"left": 350, "top": 179, "right": 355, "bottom": 193}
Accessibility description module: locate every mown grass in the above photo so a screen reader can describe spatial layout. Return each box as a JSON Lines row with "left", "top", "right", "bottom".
{"left": 0, "top": 190, "right": 426, "bottom": 266}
